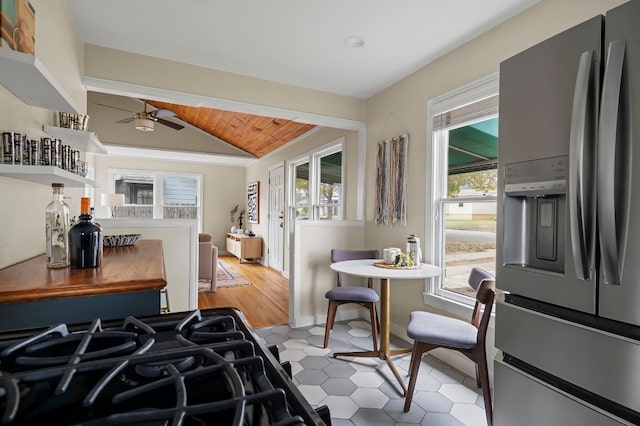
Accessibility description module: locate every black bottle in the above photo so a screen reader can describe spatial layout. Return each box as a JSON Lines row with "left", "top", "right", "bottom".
{"left": 69, "top": 197, "right": 103, "bottom": 268}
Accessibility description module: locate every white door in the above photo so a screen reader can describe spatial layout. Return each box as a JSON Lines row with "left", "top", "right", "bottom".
{"left": 268, "top": 165, "right": 285, "bottom": 272}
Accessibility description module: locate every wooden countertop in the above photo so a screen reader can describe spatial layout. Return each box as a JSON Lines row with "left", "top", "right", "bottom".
{"left": 0, "top": 240, "right": 167, "bottom": 304}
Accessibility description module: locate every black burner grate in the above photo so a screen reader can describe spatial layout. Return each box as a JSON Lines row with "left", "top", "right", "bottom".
{"left": 0, "top": 309, "right": 324, "bottom": 425}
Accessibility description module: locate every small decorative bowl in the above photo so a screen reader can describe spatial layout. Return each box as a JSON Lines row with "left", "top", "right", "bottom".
{"left": 103, "top": 234, "right": 141, "bottom": 247}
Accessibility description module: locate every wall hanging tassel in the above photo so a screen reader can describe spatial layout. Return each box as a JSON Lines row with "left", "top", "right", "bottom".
{"left": 375, "top": 133, "right": 408, "bottom": 225}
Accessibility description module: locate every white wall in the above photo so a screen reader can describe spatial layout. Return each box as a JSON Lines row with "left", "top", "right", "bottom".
{"left": 291, "top": 220, "right": 366, "bottom": 327}
{"left": 32, "top": 0, "right": 86, "bottom": 112}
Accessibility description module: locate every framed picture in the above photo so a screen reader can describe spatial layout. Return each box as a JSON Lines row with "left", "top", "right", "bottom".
{"left": 247, "top": 181, "right": 260, "bottom": 224}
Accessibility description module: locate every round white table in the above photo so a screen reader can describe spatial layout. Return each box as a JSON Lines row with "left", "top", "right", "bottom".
{"left": 330, "top": 259, "right": 441, "bottom": 394}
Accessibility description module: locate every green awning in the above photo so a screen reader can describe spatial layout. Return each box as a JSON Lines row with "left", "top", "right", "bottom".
{"left": 448, "top": 117, "right": 498, "bottom": 175}
{"left": 296, "top": 151, "right": 342, "bottom": 183}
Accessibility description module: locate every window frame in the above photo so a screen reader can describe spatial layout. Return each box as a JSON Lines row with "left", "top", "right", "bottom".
{"left": 312, "top": 144, "right": 343, "bottom": 220}
{"left": 287, "top": 138, "right": 345, "bottom": 223}
{"left": 107, "top": 168, "right": 203, "bottom": 229}
{"left": 113, "top": 173, "right": 156, "bottom": 206}
{"left": 424, "top": 73, "right": 499, "bottom": 318}
{"left": 290, "top": 159, "right": 311, "bottom": 220}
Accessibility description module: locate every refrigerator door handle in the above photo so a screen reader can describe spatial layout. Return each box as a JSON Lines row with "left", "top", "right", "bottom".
{"left": 598, "top": 39, "right": 627, "bottom": 286}
{"left": 568, "top": 50, "right": 596, "bottom": 281}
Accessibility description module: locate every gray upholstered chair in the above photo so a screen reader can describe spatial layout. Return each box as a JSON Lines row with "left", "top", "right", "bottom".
{"left": 198, "top": 233, "right": 219, "bottom": 292}
{"left": 324, "top": 249, "right": 380, "bottom": 350}
{"left": 403, "top": 267, "right": 495, "bottom": 426}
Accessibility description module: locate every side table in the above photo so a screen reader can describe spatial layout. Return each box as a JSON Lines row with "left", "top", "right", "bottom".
{"left": 226, "top": 233, "right": 262, "bottom": 263}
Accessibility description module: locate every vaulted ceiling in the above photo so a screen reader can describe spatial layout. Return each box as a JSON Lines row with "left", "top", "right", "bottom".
{"left": 144, "top": 100, "right": 315, "bottom": 158}
{"left": 86, "top": 92, "right": 316, "bottom": 159}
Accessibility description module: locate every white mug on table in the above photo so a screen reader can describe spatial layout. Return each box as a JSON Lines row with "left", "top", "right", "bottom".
{"left": 383, "top": 247, "right": 402, "bottom": 264}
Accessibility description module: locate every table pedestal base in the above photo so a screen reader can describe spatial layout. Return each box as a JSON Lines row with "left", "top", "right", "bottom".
{"left": 333, "top": 347, "right": 412, "bottom": 394}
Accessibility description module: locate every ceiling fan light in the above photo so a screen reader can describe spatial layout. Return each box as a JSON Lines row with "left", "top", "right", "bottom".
{"left": 135, "top": 117, "right": 155, "bottom": 131}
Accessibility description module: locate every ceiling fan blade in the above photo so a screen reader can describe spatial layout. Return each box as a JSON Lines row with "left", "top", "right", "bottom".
{"left": 156, "top": 118, "right": 184, "bottom": 130}
{"left": 153, "top": 108, "right": 176, "bottom": 118}
{"left": 117, "top": 116, "right": 136, "bottom": 123}
{"left": 95, "top": 102, "right": 137, "bottom": 114}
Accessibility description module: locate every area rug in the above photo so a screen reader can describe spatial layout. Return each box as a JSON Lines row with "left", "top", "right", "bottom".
{"left": 198, "top": 260, "right": 251, "bottom": 291}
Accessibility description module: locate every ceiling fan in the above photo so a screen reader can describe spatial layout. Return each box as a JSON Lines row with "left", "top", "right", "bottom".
{"left": 95, "top": 102, "right": 185, "bottom": 131}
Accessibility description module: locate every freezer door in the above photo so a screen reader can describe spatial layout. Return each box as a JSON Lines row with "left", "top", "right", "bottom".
{"left": 495, "top": 298, "right": 640, "bottom": 419}
{"left": 497, "top": 16, "right": 602, "bottom": 313}
{"left": 598, "top": 0, "right": 640, "bottom": 327}
{"left": 494, "top": 360, "right": 628, "bottom": 426}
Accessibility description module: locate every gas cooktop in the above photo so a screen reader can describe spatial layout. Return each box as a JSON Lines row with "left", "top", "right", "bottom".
{"left": 0, "top": 308, "right": 327, "bottom": 425}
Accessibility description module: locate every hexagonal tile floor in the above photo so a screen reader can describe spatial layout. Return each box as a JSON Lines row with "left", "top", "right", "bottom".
{"left": 255, "top": 320, "right": 489, "bottom": 425}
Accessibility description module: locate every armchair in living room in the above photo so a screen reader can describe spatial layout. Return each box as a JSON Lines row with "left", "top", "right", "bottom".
{"left": 198, "top": 233, "right": 219, "bottom": 292}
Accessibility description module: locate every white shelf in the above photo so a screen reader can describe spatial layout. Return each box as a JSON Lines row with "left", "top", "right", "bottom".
{"left": 43, "top": 125, "right": 107, "bottom": 154}
{"left": 0, "top": 48, "right": 81, "bottom": 113}
{"left": 0, "top": 165, "right": 95, "bottom": 187}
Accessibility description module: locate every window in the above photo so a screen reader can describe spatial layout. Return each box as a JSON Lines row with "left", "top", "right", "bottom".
{"left": 314, "top": 149, "right": 342, "bottom": 220}
{"left": 108, "top": 169, "right": 202, "bottom": 224}
{"left": 293, "top": 161, "right": 310, "bottom": 220}
{"left": 162, "top": 176, "right": 199, "bottom": 219}
{"left": 163, "top": 177, "right": 198, "bottom": 205}
{"left": 289, "top": 140, "right": 343, "bottom": 222}
{"left": 115, "top": 174, "right": 154, "bottom": 205}
{"left": 427, "top": 75, "right": 498, "bottom": 309}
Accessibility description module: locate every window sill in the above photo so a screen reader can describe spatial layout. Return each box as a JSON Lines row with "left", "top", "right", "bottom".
{"left": 423, "top": 292, "right": 495, "bottom": 328}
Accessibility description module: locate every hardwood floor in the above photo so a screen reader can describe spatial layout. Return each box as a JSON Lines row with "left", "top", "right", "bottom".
{"left": 198, "top": 255, "right": 289, "bottom": 329}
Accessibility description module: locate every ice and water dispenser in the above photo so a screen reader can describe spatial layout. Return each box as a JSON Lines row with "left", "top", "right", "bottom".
{"left": 501, "top": 156, "right": 567, "bottom": 274}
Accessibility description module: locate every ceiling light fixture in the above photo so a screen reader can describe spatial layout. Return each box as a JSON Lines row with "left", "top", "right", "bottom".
{"left": 343, "top": 35, "right": 365, "bottom": 49}
{"left": 135, "top": 117, "right": 155, "bottom": 131}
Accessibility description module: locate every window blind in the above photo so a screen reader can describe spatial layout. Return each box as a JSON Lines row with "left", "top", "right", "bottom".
{"left": 163, "top": 177, "right": 197, "bottom": 205}
{"left": 433, "top": 94, "right": 499, "bottom": 131}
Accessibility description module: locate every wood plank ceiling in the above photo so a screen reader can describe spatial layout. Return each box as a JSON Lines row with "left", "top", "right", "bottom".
{"left": 146, "top": 100, "right": 315, "bottom": 158}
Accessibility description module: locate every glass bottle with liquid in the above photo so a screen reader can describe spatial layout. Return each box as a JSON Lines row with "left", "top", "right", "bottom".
{"left": 45, "top": 183, "right": 70, "bottom": 268}
{"left": 69, "top": 197, "right": 103, "bottom": 268}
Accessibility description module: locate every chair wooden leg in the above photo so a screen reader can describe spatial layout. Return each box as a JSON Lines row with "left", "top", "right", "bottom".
{"left": 476, "top": 352, "right": 493, "bottom": 426}
{"left": 324, "top": 300, "right": 338, "bottom": 348}
{"left": 369, "top": 303, "right": 379, "bottom": 351}
{"left": 403, "top": 342, "right": 425, "bottom": 412}
{"left": 160, "top": 288, "right": 170, "bottom": 313}
{"left": 475, "top": 363, "right": 481, "bottom": 388}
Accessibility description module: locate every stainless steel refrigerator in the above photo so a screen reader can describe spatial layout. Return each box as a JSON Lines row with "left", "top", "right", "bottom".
{"left": 495, "top": 1, "right": 640, "bottom": 424}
